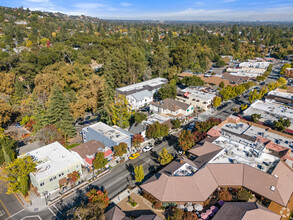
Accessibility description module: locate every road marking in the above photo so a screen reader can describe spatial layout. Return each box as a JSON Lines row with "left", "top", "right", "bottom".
{"left": 5, "top": 208, "right": 24, "bottom": 220}
{"left": 21, "top": 215, "right": 42, "bottom": 220}
{"left": 0, "top": 199, "right": 10, "bottom": 216}
{"left": 52, "top": 204, "right": 62, "bottom": 214}
{"left": 48, "top": 207, "right": 60, "bottom": 220}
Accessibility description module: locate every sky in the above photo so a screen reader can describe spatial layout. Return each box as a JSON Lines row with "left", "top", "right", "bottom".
{"left": 1, "top": 0, "right": 293, "bottom": 21}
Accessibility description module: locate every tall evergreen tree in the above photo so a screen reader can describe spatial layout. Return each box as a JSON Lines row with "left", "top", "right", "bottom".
{"left": 46, "top": 86, "right": 76, "bottom": 137}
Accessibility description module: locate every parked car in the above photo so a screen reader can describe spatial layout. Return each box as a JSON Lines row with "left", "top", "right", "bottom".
{"left": 154, "top": 140, "right": 162, "bottom": 145}
{"left": 143, "top": 145, "right": 153, "bottom": 152}
{"left": 129, "top": 152, "right": 140, "bottom": 160}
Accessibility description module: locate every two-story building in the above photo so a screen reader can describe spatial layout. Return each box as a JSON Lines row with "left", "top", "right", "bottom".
{"left": 82, "top": 122, "right": 132, "bottom": 148}
{"left": 150, "top": 98, "right": 194, "bottom": 118}
{"left": 116, "top": 77, "right": 168, "bottom": 109}
{"left": 177, "top": 87, "right": 216, "bottom": 111}
{"left": 25, "top": 142, "right": 82, "bottom": 196}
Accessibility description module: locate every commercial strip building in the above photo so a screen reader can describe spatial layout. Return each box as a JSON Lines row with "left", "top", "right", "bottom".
{"left": 150, "top": 98, "right": 194, "bottom": 118}
{"left": 25, "top": 142, "right": 82, "bottom": 196}
{"left": 141, "top": 116, "right": 293, "bottom": 210}
{"left": 176, "top": 86, "right": 216, "bottom": 111}
{"left": 243, "top": 100, "right": 293, "bottom": 128}
{"left": 266, "top": 88, "right": 293, "bottom": 106}
{"left": 226, "top": 61, "right": 270, "bottom": 78}
{"left": 115, "top": 77, "right": 168, "bottom": 109}
{"left": 82, "top": 122, "right": 132, "bottom": 148}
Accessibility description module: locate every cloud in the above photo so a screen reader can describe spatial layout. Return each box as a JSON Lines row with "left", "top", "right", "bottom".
{"left": 222, "top": 0, "right": 238, "bottom": 2}
{"left": 73, "top": 3, "right": 117, "bottom": 12}
{"left": 120, "top": 2, "right": 132, "bottom": 7}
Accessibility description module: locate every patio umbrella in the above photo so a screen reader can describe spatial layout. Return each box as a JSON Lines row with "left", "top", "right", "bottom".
{"left": 194, "top": 204, "right": 204, "bottom": 211}
{"left": 201, "top": 213, "right": 209, "bottom": 220}
{"left": 218, "top": 200, "right": 225, "bottom": 206}
{"left": 185, "top": 205, "right": 194, "bottom": 212}
{"left": 206, "top": 209, "right": 213, "bottom": 216}
{"left": 177, "top": 204, "right": 185, "bottom": 209}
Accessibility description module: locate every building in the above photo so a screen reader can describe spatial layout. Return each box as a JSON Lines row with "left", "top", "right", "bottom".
{"left": 82, "top": 122, "right": 132, "bottom": 148}
{"left": 243, "top": 100, "right": 293, "bottom": 128}
{"left": 176, "top": 87, "right": 216, "bottom": 110}
{"left": 115, "top": 77, "right": 168, "bottom": 109}
{"left": 150, "top": 98, "right": 194, "bottom": 118}
{"left": 239, "top": 61, "right": 270, "bottom": 70}
{"left": 70, "top": 140, "right": 113, "bottom": 169}
{"left": 213, "top": 202, "right": 280, "bottom": 220}
{"left": 25, "top": 142, "right": 82, "bottom": 196}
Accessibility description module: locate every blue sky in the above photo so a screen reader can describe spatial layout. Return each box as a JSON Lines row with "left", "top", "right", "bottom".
{"left": 2, "top": 0, "right": 293, "bottom": 21}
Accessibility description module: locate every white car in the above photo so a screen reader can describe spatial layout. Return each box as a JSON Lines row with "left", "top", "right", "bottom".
{"left": 143, "top": 145, "right": 153, "bottom": 152}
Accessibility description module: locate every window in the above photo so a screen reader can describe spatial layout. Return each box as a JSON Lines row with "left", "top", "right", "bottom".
{"left": 49, "top": 178, "right": 53, "bottom": 182}
{"left": 53, "top": 176, "right": 56, "bottom": 180}
{"left": 40, "top": 182, "right": 45, "bottom": 186}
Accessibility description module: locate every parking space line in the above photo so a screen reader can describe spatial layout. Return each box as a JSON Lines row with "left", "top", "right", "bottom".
{"left": 48, "top": 207, "right": 60, "bottom": 220}
{"left": 52, "top": 204, "right": 62, "bottom": 214}
{"left": 0, "top": 199, "right": 10, "bottom": 216}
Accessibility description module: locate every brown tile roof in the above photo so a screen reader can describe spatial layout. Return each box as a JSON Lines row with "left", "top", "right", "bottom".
{"left": 70, "top": 140, "right": 105, "bottom": 159}
{"left": 188, "top": 142, "right": 222, "bottom": 157}
{"left": 141, "top": 161, "right": 293, "bottom": 206}
{"left": 150, "top": 98, "right": 190, "bottom": 111}
{"left": 213, "top": 202, "right": 281, "bottom": 220}
{"left": 105, "top": 205, "right": 126, "bottom": 220}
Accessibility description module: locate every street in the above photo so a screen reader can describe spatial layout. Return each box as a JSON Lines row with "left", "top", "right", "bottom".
{"left": 4, "top": 138, "right": 177, "bottom": 220}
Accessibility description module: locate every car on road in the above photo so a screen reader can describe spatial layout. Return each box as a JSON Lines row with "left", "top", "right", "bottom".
{"left": 154, "top": 140, "right": 162, "bottom": 145}
{"left": 142, "top": 145, "right": 153, "bottom": 152}
{"left": 129, "top": 152, "right": 140, "bottom": 160}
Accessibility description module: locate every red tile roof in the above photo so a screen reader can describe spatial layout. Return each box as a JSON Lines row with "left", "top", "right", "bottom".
{"left": 104, "top": 149, "right": 113, "bottom": 158}
{"left": 85, "top": 156, "right": 95, "bottom": 165}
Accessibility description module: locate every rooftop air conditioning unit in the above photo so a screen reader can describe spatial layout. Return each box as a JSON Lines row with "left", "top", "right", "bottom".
{"left": 270, "top": 186, "right": 275, "bottom": 191}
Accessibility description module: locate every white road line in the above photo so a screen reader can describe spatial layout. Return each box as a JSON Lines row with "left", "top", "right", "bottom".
{"left": 5, "top": 208, "right": 25, "bottom": 220}
{"left": 20, "top": 215, "right": 42, "bottom": 220}
{"left": 48, "top": 207, "right": 60, "bottom": 220}
{"left": 52, "top": 204, "right": 62, "bottom": 214}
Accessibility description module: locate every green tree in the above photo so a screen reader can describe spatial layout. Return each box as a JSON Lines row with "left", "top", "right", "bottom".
{"left": 182, "top": 75, "right": 205, "bottom": 87}
{"left": 134, "top": 112, "right": 147, "bottom": 123}
{"left": 114, "top": 142, "right": 128, "bottom": 157}
{"left": 157, "top": 84, "right": 177, "bottom": 100}
{"left": 251, "top": 114, "right": 261, "bottom": 123}
{"left": 273, "top": 118, "right": 291, "bottom": 132}
{"left": 158, "top": 148, "right": 174, "bottom": 165}
{"left": 171, "top": 119, "right": 181, "bottom": 129}
{"left": 0, "top": 136, "right": 17, "bottom": 165}
{"left": 134, "top": 165, "right": 145, "bottom": 183}
{"left": 178, "top": 130, "right": 195, "bottom": 151}
{"left": 146, "top": 121, "right": 169, "bottom": 139}
{"left": 219, "top": 81, "right": 225, "bottom": 88}
{"left": 217, "top": 59, "right": 226, "bottom": 66}
{"left": 213, "top": 96, "right": 222, "bottom": 108}
{"left": 93, "top": 152, "right": 108, "bottom": 170}
{"left": 45, "top": 86, "right": 76, "bottom": 137}
{"left": 1, "top": 156, "right": 36, "bottom": 196}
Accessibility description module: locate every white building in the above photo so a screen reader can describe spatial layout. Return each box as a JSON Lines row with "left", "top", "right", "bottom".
{"left": 116, "top": 77, "right": 168, "bottom": 109}
{"left": 25, "top": 142, "right": 82, "bottom": 196}
{"left": 150, "top": 98, "right": 194, "bottom": 118}
{"left": 176, "top": 87, "right": 216, "bottom": 110}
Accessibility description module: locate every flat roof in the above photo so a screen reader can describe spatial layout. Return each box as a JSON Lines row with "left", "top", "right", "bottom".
{"left": 143, "top": 113, "right": 171, "bottom": 125}
{"left": 181, "top": 87, "right": 216, "bottom": 101}
{"left": 267, "top": 90, "right": 293, "bottom": 100}
{"left": 116, "top": 77, "right": 167, "bottom": 93}
{"left": 25, "top": 142, "right": 80, "bottom": 180}
{"left": 86, "top": 122, "right": 130, "bottom": 142}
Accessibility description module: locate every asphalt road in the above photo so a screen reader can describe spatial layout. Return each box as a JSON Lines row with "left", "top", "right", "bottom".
{"left": 5, "top": 138, "right": 177, "bottom": 220}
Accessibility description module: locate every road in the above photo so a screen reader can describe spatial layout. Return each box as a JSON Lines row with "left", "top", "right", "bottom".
{"left": 5, "top": 138, "right": 177, "bottom": 220}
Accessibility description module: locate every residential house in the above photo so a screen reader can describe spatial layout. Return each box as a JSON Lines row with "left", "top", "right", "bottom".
{"left": 70, "top": 140, "right": 113, "bottom": 169}
{"left": 116, "top": 77, "right": 168, "bottom": 109}
{"left": 150, "top": 98, "right": 194, "bottom": 118}
{"left": 82, "top": 122, "right": 132, "bottom": 148}
{"left": 25, "top": 142, "right": 82, "bottom": 196}
{"left": 176, "top": 87, "right": 216, "bottom": 111}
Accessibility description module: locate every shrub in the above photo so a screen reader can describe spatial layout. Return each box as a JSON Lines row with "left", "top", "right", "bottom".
{"left": 219, "top": 190, "right": 232, "bottom": 201}
{"left": 128, "top": 196, "right": 137, "bottom": 207}
{"left": 153, "top": 201, "right": 162, "bottom": 209}
{"left": 237, "top": 189, "right": 251, "bottom": 201}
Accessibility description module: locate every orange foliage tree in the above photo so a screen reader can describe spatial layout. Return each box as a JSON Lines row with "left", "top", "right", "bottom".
{"left": 86, "top": 189, "right": 109, "bottom": 209}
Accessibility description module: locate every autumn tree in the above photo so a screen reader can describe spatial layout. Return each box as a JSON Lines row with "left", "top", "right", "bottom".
{"left": 158, "top": 148, "right": 174, "bottom": 165}
{"left": 178, "top": 130, "right": 195, "bottom": 151}
{"left": 114, "top": 142, "right": 128, "bottom": 157}
{"left": 73, "top": 202, "right": 105, "bottom": 220}
{"left": 213, "top": 96, "right": 222, "bottom": 108}
{"left": 36, "top": 125, "right": 65, "bottom": 145}
{"left": 132, "top": 133, "right": 144, "bottom": 149}
{"left": 0, "top": 99, "right": 14, "bottom": 126}
{"left": 107, "top": 94, "right": 131, "bottom": 128}
{"left": 1, "top": 156, "right": 36, "bottom": 196}
{"left": 93, "top": 152, "right": 108, "bottom": 170}
{"left": 86, "top": 188, "right": 109, "bottom": 209}
{"left": 134, "top": 165, "right": 145, "bottom": 183}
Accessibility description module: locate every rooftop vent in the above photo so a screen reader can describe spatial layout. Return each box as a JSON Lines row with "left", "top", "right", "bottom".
{"left": 273, "top": 174, "right": 278, "bottom": 178}
{"left": 270, "top": 186, "right": 276, "bottom": 191}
